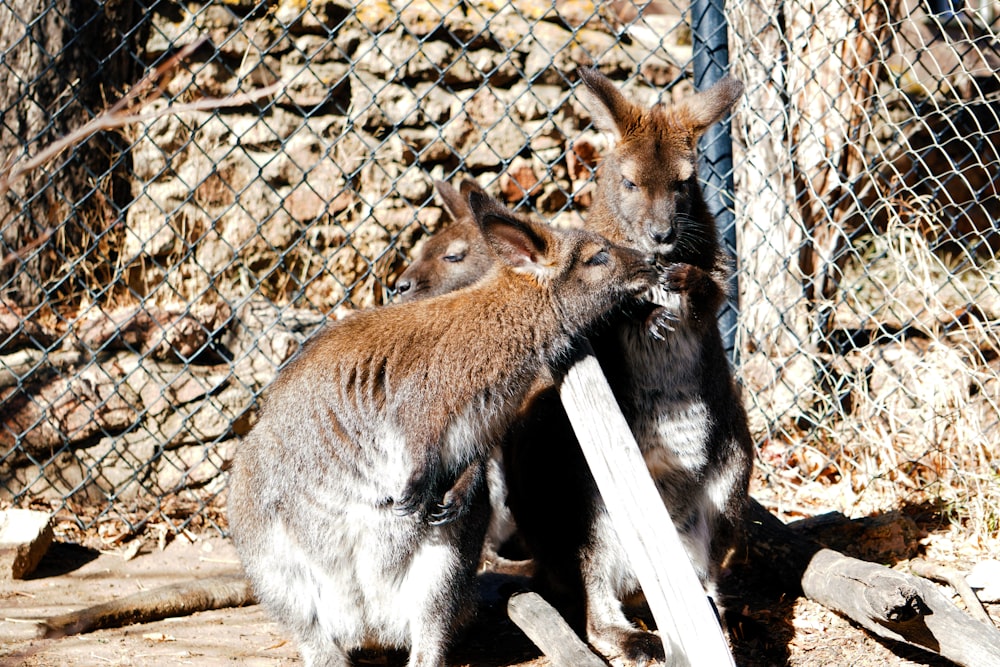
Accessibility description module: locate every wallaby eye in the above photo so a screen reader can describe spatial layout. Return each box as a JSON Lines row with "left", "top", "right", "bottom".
{"left": 585, "top": 250, "right": 611, "bottom": 266}
{"left": 443, "top": 241, "right": 468, "bottom": 263}
{"left": 621, "top": 177, "right": 637, "bottom": 191}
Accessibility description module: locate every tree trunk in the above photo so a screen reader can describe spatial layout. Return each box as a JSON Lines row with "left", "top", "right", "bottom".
{"left": 0, "top": 0, "right": 140, "bottom": 307}
{"left": 728, "top": 0, "right": 810, "bottom": 360}
{"left": 728, "top": 0, "right": 899, "bottom": 429}
{"left": 786, "top": 0, "right": 897, "bottom": 308}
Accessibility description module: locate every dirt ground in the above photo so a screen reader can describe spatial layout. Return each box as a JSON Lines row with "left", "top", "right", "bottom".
{"left": 1, "top": 508, "right": 994, "bottom": 667}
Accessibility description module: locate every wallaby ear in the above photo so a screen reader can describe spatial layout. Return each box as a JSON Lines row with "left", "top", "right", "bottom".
{"left": 679, "top": 76, "right": 744, "bottom": 139}
{"left": 577, "top": 67, "right": 634, "bottom": 143}
{"left": 435, "top": 180, "right": 473, "bottom": 223}
{"left": 468, "top": 190, "right": 550, "bottom": 271}
{"left": 459, "top": 178, "right": 487, "bottom": 199}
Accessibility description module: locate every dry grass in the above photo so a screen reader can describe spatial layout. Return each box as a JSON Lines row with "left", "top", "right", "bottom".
{"left": 747, "top": 196, "right": 1000, "bottom": 555}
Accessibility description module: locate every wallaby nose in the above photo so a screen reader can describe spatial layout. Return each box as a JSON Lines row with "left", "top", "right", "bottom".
{"left": 650, "top": 226, "right": 677, "bottom": 246}
{"left": 397, "top": 278, "right": 412, "bottom": 295}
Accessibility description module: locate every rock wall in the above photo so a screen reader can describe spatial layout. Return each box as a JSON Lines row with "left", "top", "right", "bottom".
{"left": 1, "top": 0, "right": 692, "bottom": 509}
{"left": 126, "top": 0, "right": 689, "bottom": 312}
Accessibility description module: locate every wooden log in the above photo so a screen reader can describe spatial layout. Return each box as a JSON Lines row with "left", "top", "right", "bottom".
{"left": 909, "top": 559, "right": 995, "bottom": 628}
{"left": 747, "top": 499, "right": 1000, "bottom": 667}
{"left": 507, "top": 591, "right": 605, "bottom": 667}
{"left": 558, "top": 341, "right": 736, "bottom": 666}
{"left": 37, "top": 574, "right": 253, "bottom": 638}
{"left": 805, "top": 549, "right": 1000, "bottom": 667}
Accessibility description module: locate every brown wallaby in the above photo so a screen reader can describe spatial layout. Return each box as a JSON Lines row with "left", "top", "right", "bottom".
{"left": 396, "top": 178, "right": 523, "bottom": 575}
{"left": 503, "top": 70, "right": 754, "bottom": 665}
{"left": 396, "top": 180, "right": 493, "bottom": 303}
{"left": 227, "top": 181, "right": 657, "bottom": 667}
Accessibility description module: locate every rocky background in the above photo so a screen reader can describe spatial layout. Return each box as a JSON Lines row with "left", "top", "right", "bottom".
{"left": 4, "top": 0, "right": 999, "bottom": 554}
{"left": 0, "top": 0, "right": 694, "bottom": 527}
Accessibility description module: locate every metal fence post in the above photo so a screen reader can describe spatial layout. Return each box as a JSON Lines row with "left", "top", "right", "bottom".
{"left": 691, "top": 0, "right": 738, "bottom": 364}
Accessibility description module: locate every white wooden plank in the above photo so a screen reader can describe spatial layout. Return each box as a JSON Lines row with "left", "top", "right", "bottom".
{"left": 558, "top": 342, "right": 735, "bottom": 666}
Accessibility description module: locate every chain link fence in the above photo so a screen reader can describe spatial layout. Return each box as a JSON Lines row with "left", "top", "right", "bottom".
{"left": 1, "top": 0, "right": 998, "bottom": 547}
{"left": 732, "top": 0, "right": 1000, "bottom": 545}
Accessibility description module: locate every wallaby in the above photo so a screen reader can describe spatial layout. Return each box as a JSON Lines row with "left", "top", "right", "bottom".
{"left": 24, "top": 182, "right": 509, "bottom": 643}
{"left": 396, "top": 179, "right": 523, "bottom": 575}
{"left": 227, "top": 181, "right": 657, "bottom": 667}
{"left": 503, "top": 70, "right": 754, "bottom": 665}
{"left": 396, "top": 180, "right": 493, "bottom": 303}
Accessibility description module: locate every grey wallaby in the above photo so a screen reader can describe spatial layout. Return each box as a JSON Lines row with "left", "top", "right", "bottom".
{"left": 502, "top": 69, "right": 755, "bottom": 665}
{"left": 396, "top": 180, "right": 493, "bottom": 303}
{"left": 396, "top": 179, "right": 523, "bottom": 574}
{"left": 227, "top": 180, "right": 658, "bottom": 667}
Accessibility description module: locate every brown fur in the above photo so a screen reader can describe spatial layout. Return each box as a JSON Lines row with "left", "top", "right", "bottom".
{"left": 396, "top": 180, "right": 493, "bottom": 302}
{"left": 397, "top": 179, "right": 530, "bottom": 576}
{"left": 228, "top": 182, "right": 656, "bottom": 667}
{"left": 503, "top": 70, "right": 754, "bottom": 665}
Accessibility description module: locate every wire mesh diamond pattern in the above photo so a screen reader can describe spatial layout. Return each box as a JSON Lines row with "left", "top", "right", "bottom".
{"left": 0, "top": 0, "right": 998, "bottom": 545}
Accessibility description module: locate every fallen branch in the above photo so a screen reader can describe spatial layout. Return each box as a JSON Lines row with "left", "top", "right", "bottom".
{"left": 909, "top": 559, "right": 995, "bottom": 628}
{"left": 507, "top": 591, "right": 605, "bottom": 667}
{"left": 0, "top": 229, "right": 53, "bottom": 270}
{"left": 0, "top": 36, "right": 281, "bottom": 199}
{"left": 34, "top": 574, "right": 253, "bottom": 638}
{"left": 747, "top": 499, "right": 1000, "bottom": 667}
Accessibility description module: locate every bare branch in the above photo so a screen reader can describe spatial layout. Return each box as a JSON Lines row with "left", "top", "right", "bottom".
{"left": 0, "top": 36, "right": 281, "bottom": 199}
{"left": 0, "top": 229, "right": 54, "bottom": 269}
{"left": 909, "top": 559, "right": 996, "bottom": 628}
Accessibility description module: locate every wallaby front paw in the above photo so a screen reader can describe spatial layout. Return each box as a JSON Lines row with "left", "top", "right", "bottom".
{"left": 393, "top": 492, "right": 427, "bottom": 517}
{"left": 655, "top": 262, "right": 726, "bottom": 323}
{"left": 645, "top": 306, "right": 678, "bottom": 340}
{"left": 426, "top": 458, "right": 484, "bottom": 526}
{"left": 621, "top": 629, "right": 667, "bottom": 666}
{"left": 427, "top": 492, "right": 464, "bottom": 526}
{"left": 394, "top": 474, "right": 437, "bottom": 518}
{"left": 661, "top": 262, "right": 705, "bottom": 292}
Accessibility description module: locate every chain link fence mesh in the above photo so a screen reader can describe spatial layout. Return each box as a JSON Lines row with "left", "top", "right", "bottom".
{"left": 1, "top": 0, "right": 997, "bottom": 548}
{"left": 732, "top": 0, "right": 1000, "bottom": 544}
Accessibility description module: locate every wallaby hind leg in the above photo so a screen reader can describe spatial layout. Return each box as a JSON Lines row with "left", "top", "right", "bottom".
{"left": 584, "top": 578, "right": 666, "bottom": 666}
{"left": 297, "top": 633, "right": 351, "bottom": 667}
{"left": 583, "top": 513, "right": 667, "bottom": 665}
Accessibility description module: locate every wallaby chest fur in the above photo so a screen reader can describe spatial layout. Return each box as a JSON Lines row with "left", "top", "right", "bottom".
{"left": 503, "top": 70, "right": 754, "bottom": 664}
{"left": 228, "top": 185, "right": 655, "bottom": 667}
{"left": 396, "top": 179, "right": 529, "bottom": 575}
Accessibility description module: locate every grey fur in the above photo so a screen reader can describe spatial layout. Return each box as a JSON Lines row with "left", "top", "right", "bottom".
{"left": 228, "top": 182, "right": 657, "bottom": 667}
{"left": 503, "top": 70, "right": 754, "bottom": 665}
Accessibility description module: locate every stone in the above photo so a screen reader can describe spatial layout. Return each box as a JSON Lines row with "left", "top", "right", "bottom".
{"left": 967, "top": 560, "right": 1000, "bottom": 603}
{"left": 0, "top": 509, "right": 54, "bottom": 580}
{"left": 399, "top": 0, "right": 456, "bottom": 37}
{"left": 273, "top": 0, "right": 351, "bottom": 34}
{"left": 499, "top": 155, "right": 543, "bottom": 202}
